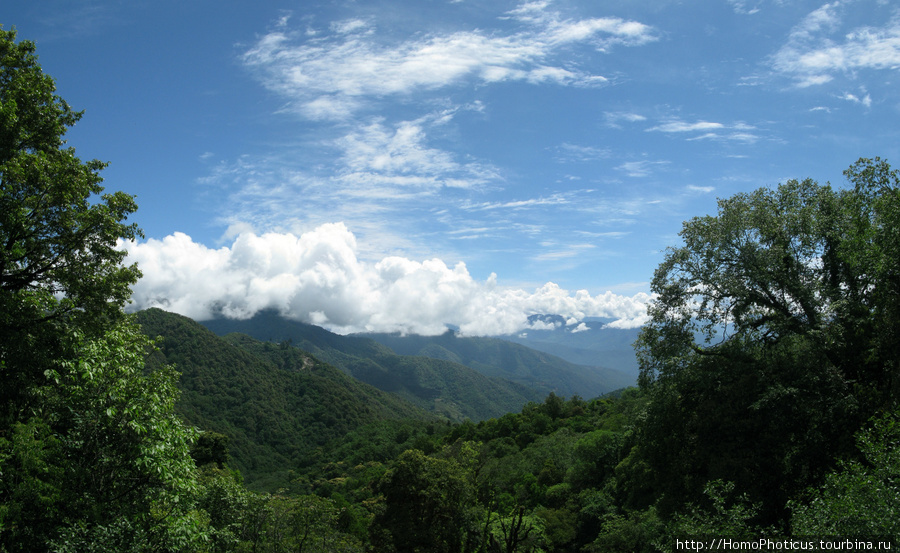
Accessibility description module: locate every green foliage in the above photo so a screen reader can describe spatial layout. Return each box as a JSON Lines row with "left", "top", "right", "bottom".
{"left": 665, "top": 480, "right": 772, "bottom": 547}
{"left": 202, "top": 311, "right": 545, "bottom": 421}
{"left": 138, "top": 308, "right": 436, "bottom": 489}
{"left": 633, "top": 158, "right": 900, "bottom": 525}
{"left": 589, "top": 507, "right": 664, "bottom": 553}
{"left": 372, "top": 448, "right": 479, "bottom": 553}
{"left": 196, "top": 467, "right": 363, "bottom": 552}
{"left": 0, "top": 29, "right": 209, "bottom": 552}
{"left": 0, "top": 28, "right": 142, "bottom": 424}
{"left": 0, "top": 318, "right": 206, "bottom": 551}
{"left": 191, "top": 431, "right": 231, "bottom": 469}
{"left": 791, "top": 409, "right": 900, "bottom": 539}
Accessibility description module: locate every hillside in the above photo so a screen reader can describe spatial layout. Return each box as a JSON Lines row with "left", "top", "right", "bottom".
{"left": 360, "top": 329, "right": 634, "bottom": 398}
{"left": 200, "top": 310, "right": 544, "bottom": 421}
{"left": 136, "top": 308, "right": 432, "bottom": 489}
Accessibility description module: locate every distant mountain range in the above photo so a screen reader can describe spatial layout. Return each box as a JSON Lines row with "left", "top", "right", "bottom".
{"left": 200, "top": 311, "right": 544, "bottom": 421}
{"left": 358, "top": 327, "right": 634, "bottom": 398}
{"left": 499, "top": 315, "right": 641, "bottom": 376}
{"left": 137, "top": 308, "right": 639, "bottom": 489}
{"left": 201, "top": 310, "right": 635, "bottom": 401}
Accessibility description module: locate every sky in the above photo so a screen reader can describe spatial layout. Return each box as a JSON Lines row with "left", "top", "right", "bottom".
{"left": 4, "top": 0, "right": 900, "bottom": 336}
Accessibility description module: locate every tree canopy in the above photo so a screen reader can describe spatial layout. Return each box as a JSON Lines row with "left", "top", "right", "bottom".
{"left": 633, "top": 157, "right": 900, "bottom": 524}
{"left": 0, "top": 27, "right": 142, "bottom": 428}
{"left": 0, "top": 28, "right": 202, "bottom": 551}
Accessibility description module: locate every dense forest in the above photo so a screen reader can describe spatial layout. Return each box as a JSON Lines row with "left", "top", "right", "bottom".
{"left": 1, "top": 28, "right": 899, "bottom": 552}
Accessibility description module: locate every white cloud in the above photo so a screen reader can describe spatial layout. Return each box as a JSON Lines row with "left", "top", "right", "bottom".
{"left": 615, "top": 160, "right": 668, "bottom": 178}
{"left": 686, "top": 185, "right": 715, "bottom": 193}
{"left": 840, "top": 90, "right": 873, "bottom": 107}
{"left": 462, "top": 193, "right": 573, "bottom": 211}
{"left": 647, "top": 120, "right": 725, "bottom": 133}
{"left": 604, "top": 111, "right": 647, "bottom": 128}
{"left": 331, "top": 18, "right": 372, "bottom": 35}
{"left": 122, "top": 224, "right": 652, "bottom": 335}
{"left": 554, "top": 143, "right": 611, "bottom": 162}
{"left": 531, "top": 244, "right": 596, "bottom": 262}
{"left": 199, "top": 111, "right": 501, "bottom": 254}
{"left": 570, "top": 322, "right": 590, "bottom": 333}
{"left": 335, "top": 115, "right": 498, "bottom": 192}
{"left": 772, "top": 2, "right": 900, "bottom": 86}
{"left": 727, "top": 0, "right": 762, "bottom": 16}
{"left": 646, "top": 118, "right": 760, "bottom": 142}
{"left": 241, "top": 2, "right": 655, "bottom": 119}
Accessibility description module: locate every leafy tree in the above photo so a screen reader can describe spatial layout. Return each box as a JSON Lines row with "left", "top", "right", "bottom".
{"left": 0, "top": 29, "right": 206, "bottom": 551}
{"left": 1, "top": 318, "right": 205, "bottom": 551}
{"left": 488, "top": 506, "right": 546, "bottom": 553}
{"left": 371, "top": 448, "right": 478, "bottom": 553}
{"left": 191, "top": 431, "right": 231, "bottom": 469}
{"left": 633, "top": 158, "right": 900, "bottom": 524}
{"left": 0, "top": 27, "right": 141, "bottom": 425}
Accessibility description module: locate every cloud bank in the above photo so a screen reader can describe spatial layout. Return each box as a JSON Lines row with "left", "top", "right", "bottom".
{"left": 123, "top": 223, "right": 651, "bottom": 335}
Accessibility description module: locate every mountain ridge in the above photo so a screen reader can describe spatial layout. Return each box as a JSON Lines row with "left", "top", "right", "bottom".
{"left": 359, "top": 328, "right": 634, "bottom": 398}
{"left": 200, "top": 310, "right": 546, "bottom": 421}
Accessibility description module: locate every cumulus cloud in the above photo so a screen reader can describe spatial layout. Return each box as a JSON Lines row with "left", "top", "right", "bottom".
{"left": 771, "top": 2, "right": 900, "bottom": 87}
{"left": 241, "top": 1, "right": 656, "bottom": 119}
{"left": 122, "top": 223, "right": 652, "bottom": 335}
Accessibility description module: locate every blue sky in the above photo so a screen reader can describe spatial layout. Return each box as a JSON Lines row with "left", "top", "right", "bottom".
{"left": 5, "top": 0, "right": 900, "bottom": 335}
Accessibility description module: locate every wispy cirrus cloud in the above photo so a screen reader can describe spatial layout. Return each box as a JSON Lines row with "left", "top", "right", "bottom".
{"left": 647, "top": 120, "right": 725, "bottom": 133}
{"left": 686, "top": 184, "right": 715, "bottom": 194}
{"left": 335, "top": 113, "right": 500, "bottom": 194}
{"left": 199, "top": 111, "right": 502, "bottom": 257}
{"left": 771, "top": 1, "right": 900, "bottom": 87}
{"left": 553, "top": 143, "right": 611, "bottom": 163}
{"left": 615, "top": 160, "right": 669, "bottom": 178}
{"left": 603, "top": 111, "right": 647, "bottom": 128}
{"left": 461, "top": 193, "right": 575, "bottom": 212}
{"left": 241, "top": 2, "right": 656, "bottom": 119}
{"left": 646, "top": 118, "right": 760, "bottom": 143}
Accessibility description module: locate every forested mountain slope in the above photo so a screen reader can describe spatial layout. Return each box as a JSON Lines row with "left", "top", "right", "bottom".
{"left": 360, "top": 328, "right": 634, "bottom": 398}
{"left": 201, "top": 311, "right": 545, "bottom": 420}
{"left": 137, "top": 308, "right": 432, "bottom": 489}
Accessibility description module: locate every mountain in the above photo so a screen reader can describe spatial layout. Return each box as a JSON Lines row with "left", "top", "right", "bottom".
{"left": 359, "top": 329, "right": 635, "bottom": 399}
{"left": 200, "top": 311, "right": 544, "bottom": 422}
{"left": 136, "top": 308, "right": 431, "bottom": 489}
{"left": 500, "top": 315, "right": 642, "bottom": 376}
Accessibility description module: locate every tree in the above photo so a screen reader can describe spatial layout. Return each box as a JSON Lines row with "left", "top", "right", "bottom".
{"left": 0, "top": 27, "right": 141, "bottom": 424}
{"left": 1, "top": 318, "right": 206, "bottom": 551}
{"left": 0, "top": 29, "right": 205, "bottom": 551}
{"left": 372, "top": 448, "right": 477, "bottom": 553}
{"left": 632, "top": 158, "right": 900, "bottom": 524}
